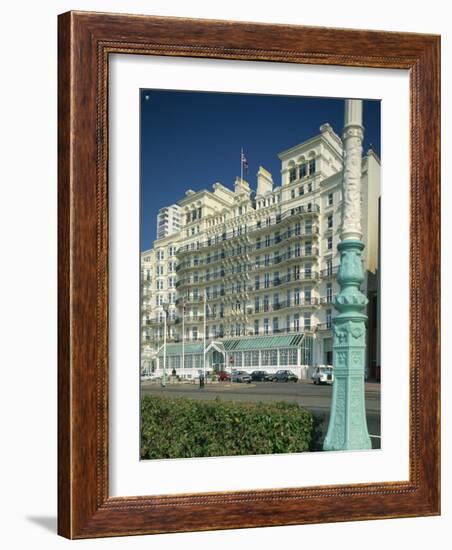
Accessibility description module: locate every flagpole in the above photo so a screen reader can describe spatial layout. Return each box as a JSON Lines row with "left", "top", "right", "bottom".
{"left": 203, "top": 288, "right": 207, "bottom": 383}
{"left": 240, "top": 147, "right": 243, "bottom": 182}
{"left": 162, "top": 305, "right": 167, "bottom": 387}
{"left": 182, "top": 298, "right": 185, "bottom": 375}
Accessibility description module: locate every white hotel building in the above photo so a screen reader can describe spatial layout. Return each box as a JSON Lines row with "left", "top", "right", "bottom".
{"left": 141, "top": 123, "right": 380, "bottom": 379}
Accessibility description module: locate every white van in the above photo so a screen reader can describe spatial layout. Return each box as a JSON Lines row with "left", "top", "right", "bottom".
{"left": 311, "top": 365, "right": 334, "bottom": 385}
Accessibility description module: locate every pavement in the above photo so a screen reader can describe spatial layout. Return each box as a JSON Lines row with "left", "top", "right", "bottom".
{"left": 141, "top": 380, "right": 381, "bottom": 449}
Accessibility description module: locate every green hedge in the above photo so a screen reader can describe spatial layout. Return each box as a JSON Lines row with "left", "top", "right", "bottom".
{"left": 141, "top": 395, "right": 314, "bottom": 459}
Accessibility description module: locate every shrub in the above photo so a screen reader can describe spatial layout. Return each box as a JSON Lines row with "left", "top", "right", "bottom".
{"left": 141, "top": 395, "right": 314, "bottom": 459}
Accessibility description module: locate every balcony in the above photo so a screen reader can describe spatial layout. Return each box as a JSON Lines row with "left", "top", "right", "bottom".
{"left": 319, "top": 295, "right": 336, "bottom": 304}
{"left": 320, "top": 266, "right": 339, "bottom": 278}
{"left": 250, "top": 298, "right": 318, "bottom": 314}
{"left": 315, "top": 322, "right": 333, "bottom": 331}
{"left": 253, "top": 250, "right": 319, "bottom": 271}
{"left": 176, "top": 204, "right": 321, "bottom": 256}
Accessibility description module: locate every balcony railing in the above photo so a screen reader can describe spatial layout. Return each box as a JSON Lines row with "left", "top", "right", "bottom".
{"left": 177, "top": 204, "right": 320, "bottom": 256}
{"left": 315, "top": 322, "right": 333, "bottom": 330}
{"left": 319, "top": 295, "right": 336, "bottom": 304}
{"left": 319, "top": 266, "right": 340, "bottom": 277}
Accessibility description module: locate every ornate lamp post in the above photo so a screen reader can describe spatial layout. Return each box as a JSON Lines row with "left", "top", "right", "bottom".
{"left": 323, "top": 99, "right": 372, "bottom": 451}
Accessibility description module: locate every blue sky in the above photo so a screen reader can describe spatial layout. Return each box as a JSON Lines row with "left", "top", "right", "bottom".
{"left": 140, "top": 90, "right": 380, "bottom": 251}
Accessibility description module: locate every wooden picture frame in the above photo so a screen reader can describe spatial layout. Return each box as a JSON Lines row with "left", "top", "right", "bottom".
{"left": 58, "top": 11, "right": 440, "bottom": 539}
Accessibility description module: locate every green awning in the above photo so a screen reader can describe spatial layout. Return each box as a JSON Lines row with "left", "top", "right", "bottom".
{"left": 223, "top": 334, "right": 304, "bottom": 351}
{"left": 156, "top": 334, "right": 305, "bottom": 357}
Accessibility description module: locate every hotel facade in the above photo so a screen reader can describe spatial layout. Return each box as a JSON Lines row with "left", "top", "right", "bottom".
{"left": 141, "top": 123, "right": 380, "bottom": 380}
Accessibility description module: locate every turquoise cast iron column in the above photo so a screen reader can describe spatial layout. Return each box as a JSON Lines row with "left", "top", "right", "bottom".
{"left": 323, "top": 100, "right": 371, "bottom": 451}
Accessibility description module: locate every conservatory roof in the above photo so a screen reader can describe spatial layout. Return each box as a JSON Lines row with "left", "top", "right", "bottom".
{"left": 156, "top": 334, "right": 305, "bottom": 356}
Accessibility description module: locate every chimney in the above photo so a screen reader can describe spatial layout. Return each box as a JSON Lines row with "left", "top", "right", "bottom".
{"left": 256, "top": 166, "right": 273, "bottom": 197}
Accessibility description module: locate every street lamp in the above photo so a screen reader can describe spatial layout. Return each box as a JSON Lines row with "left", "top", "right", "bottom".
{"left": 323, "top": 99, "right": 372, "bottom": 451}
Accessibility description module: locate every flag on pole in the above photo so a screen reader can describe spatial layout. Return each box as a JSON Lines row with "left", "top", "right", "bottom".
{"left": 241, "top": 149, "right": 249, "bottom": 175}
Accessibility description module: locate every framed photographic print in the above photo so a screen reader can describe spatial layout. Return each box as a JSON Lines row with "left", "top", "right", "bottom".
{"left": 58, "top": 11, "right": 440, "bottom": 538}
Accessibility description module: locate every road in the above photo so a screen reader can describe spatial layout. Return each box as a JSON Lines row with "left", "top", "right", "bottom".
{"left": 141, "top": 380, "right": 381, "bottom": 449}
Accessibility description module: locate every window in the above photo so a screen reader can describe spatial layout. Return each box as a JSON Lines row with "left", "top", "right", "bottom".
{"left": 273, "top": 317, "right": 279, "bottom": 333}
{"left": 254, "top": 297, "right": 260, "bottom": 313}
{"left": 289, "top": 167, "right": 297, "bottom": 182}
{"left": 305, "top": 263, "right": 312, "bottom": 278}
{"left": 307, "top": 182, "right": 312, "bottom": 193}
{"left": 255, "top": 275, "right": 260, "bottom": 290}
{"left": 291, "top": 189, "right": 295, "bottom": 199}
{"left": 264, "top": 295, "right": 269, "bottom": 312}
{"left": 300, "top": 163, "right": 307, "bottom": 178}
{"left": 273, "top": 272, "right": 280, "bottom": 286}
{"left": 157, "top": 250, "right": 164, "bottom": 260}
{"left": 264, "top": 318, "right": 269, "bottom": 335}
{"left": 326, "top": 309, "right": 332, "bottom": 329}
{"left": 273, "top": 293, "right": 279, "bottom": 309}
{"left": 286, "top": 290, "right": 291, "bottom": 306}
{"left": 294, "top": 313, "right": 300, "bottom": 332}
{"left": 327, "top": 236, "right": 333, "bottom": 250}
{"left": 326, "top": 283, "right": 333, "bottom": 302}
{"left": 309, "top": 158, "right": 316, "bottom": 174}
{"left": 294, "top": 222, "right": 301, "bottom": 236}
{"left": 304, "top": 312, "right": 311, "bottom": 330}
{"left": 305, "top": 240, "right": 312, "bottom": 255}
{"left": 270, "top": 349, "right": 278, "bottom": 365}
{"left": 305, "top": 219, "right": 312, "bottom": 234}
{"left": 294, "top": 288, "right": 300, "bottom": 306}
{"left": 286, "top": 267, "right": 292, "bottom": 283}
{"left": 264, "top": 273, "right": 270, "bottom": 288}
{"left": 304, "top": 287, "right": 312, "bottom": 304}
{"left": 299, "top": 186, "right": 304, "bottom": 196}
{"left": 326, "top": 258, "right": 333, "bottom": 276}
{"left": 327, "top": 215, "right": 333, "bottom": 229}
{"left": 254, "top": 319, "right": 259, "bottom": 335}
{"left": 192, "top": 327, "right": 198, "bottom": 340}
{"left": 327, "top": 192, "right": 333, "bottom": 206}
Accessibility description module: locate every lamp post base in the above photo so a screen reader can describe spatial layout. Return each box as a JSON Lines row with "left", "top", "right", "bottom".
{"left": 323, "top": 239, "right": 371, "bottom": 452}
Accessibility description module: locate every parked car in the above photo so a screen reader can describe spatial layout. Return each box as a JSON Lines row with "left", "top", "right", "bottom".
{"left": 231, "top": 370, "right": 252, "bottom": 383}
{"left": 217, "top": 370, "right": 231, "bottom": 382}
{"left": 250, "top": 370, "right": 271, "bottom": 382}
{"left": 140, "top": 372, "right": 160, "bottom": 381}
{"left": 272, "top": 370, "right": 298, "bottom": 383}
{"left": 311, "top": 366, "right": 334, "bottom": 385}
